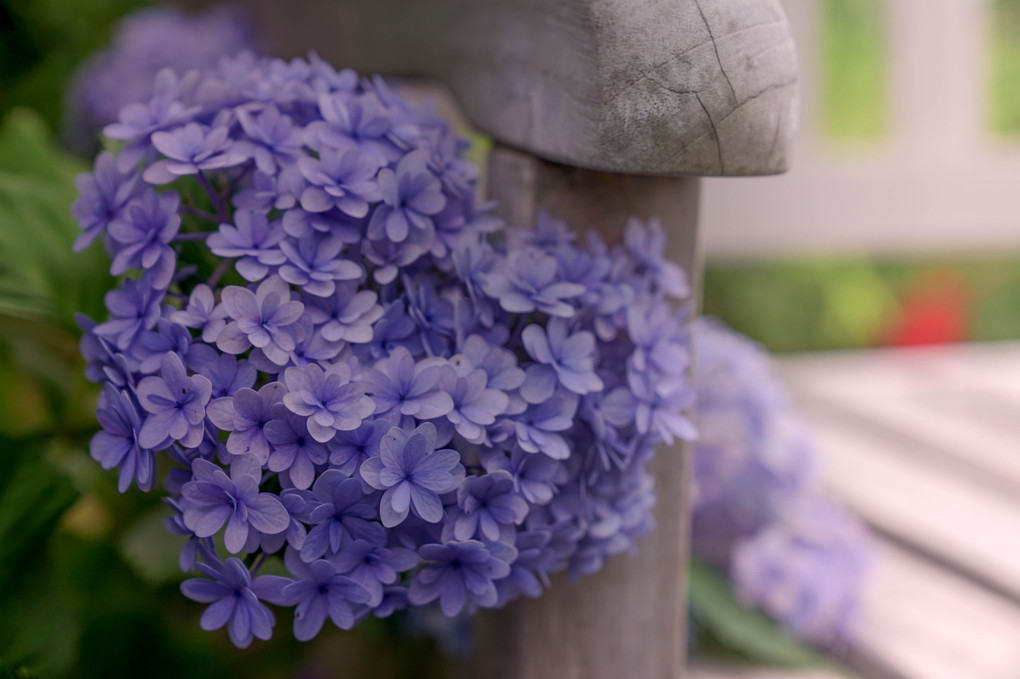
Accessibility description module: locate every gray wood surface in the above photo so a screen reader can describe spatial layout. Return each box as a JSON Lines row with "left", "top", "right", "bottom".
{"left": 224, "top": 0, "right": 798, "bottom": 177}
{"left": 459, "top": 145, "right": 700, "bottom": 679}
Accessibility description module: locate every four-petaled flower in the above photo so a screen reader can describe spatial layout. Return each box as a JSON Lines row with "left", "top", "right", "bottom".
{"left": 217, "top": 276, "right": 304, "bottom": 365}
{"left": 180, "top": 556, "right": 276, "bottom": 649}
{"left": 181, "top": 454, "right": 290, "bottom": 553}
{"left": 408, "top": 540, "right": 514, "bottom": 616}
{"left": 136, "top": 351, "right": 212, "bottom": 449}
{"left": 282, "top": 362, "right": 375, "bottom": 443}
{"left": 360, "top": 422, "right": 464, "bottom": 527}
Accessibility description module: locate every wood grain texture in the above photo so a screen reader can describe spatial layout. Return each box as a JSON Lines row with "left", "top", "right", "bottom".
{"left": 221, "top": 0, "right": 798, "bottom": 176}
{"left": 457, "top": 145, "right": 700, "bottom": 679}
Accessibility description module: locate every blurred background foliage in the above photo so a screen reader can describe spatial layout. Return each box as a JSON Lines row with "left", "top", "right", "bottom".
{"left": 2, "top": 0, "right": 1020, "bottom": 676}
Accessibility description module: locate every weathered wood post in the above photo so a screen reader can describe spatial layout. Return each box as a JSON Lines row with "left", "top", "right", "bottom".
{"left": 221, "top": 1, "right": 798, "bottom": 676}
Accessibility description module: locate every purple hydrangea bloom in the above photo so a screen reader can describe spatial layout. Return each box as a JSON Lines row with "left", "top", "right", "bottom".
{"left": 90, "top": 385, "right": 155, "bottom": 492}
{"left": 367, "top": 150, "right": 446, "bottom": 243}
{"left": 71, "top": 152, "right": 142, "bottom": 252}
{"left": 67, "top": 7, "right": 254, "bottom": 145}
{"left": 522, "top": 319, "right": 603, "bottom": 395}
{"left": 263, "top": 407, "right": 330, "bottom": 489}
{"left": 136, "top": 351, "right": 212, "bottom": 449}
{"left": 278, "top": 233, "right": 362, "bottom": 297}
{"left": 693, "top": 320, "right": 871, "bottom": 645}
{"left": 360, "top": 422, "right": 464, "bottom": 527}
{"left": 180, "top": 556, "right": 275, "bottom": 649}
{"left": 257, "top": 549, "right": 371, "bottom": 640}
{"left": 731, "top": 497, "right": 871, "bottom": 647}
{"left": 305, "top": 283, "right": 383, "bottom": 343}
{"left": 171, "top": 285, "right": 227, "bottom": 342}
{"left": 332, "top": 539, "right": 418, "bottom": 607}
{"left": 481, "top": 248, "right": 585, "bottom": 318}
{"left": 93, "top": 274, "right": 163, "bottom": 351}
{"left": 207, "top": 211, "right": 286, "bottom": 283}
{"left": 447, "top": 470, "right": 528, "bottom": 542}
{"left": 181, "top": 454, "right": 289, "bottom": 553}
{"left": 298, "top": 141, "right": 383, "bottom": 217}
{"left": 437, "top": 362, "right": 509, "bottom": 445}
{"left": 300, "top": 471, "right": 384, "bottom": 560}
{"left": 236, "top": 105, "right": 304, "bottom": 175}
{"left": 76, "top": 53, "right": 698, "bottom": 645}
{"left": 144, "top": 123, "right": 248, "bottom": 184}
{"left": 108, "top": 189, "right": 181, "bottom": 289}
{"left": 361, "top": 346, "right": 453, "bottom": 423}
{"left": 282, "top": 362, "right": 375, "bottom": 443}
{"left": 514, "top": 390, "right": 579, "bottom": 460}
{"left": 408, "top": 541, "right": 514, "bottom": 616}
{"left": 217, "top": 276, "right": 304, "bottom": 365}
{"left": 327, "top": 420, "right": 388, "bottom": 476}
{"left": 206, "top": 382, "right": 284, "bottom": 464}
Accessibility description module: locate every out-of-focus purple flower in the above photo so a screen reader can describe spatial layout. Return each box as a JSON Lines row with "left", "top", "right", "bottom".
{"left": 481, "top": 445, "right": 561, "bottom": 506}
{"left": 90, "top": 385, "right": 155, "bottom": 492}
{"left": 108, "top": 189, "right": 180, "bottom": 288}
{"left": 257, "top": 549, "right": 371, "bottom": 640}
{"left": 360, "top": 346, "right": 453, "bottom": 423}
{"left": 628, "top": 367, "right": 696, "bottom": 445}
{"left": 278, "top": 233, "right": 362, "bottom": 297}
{"left": 481, "top": 248, "right": 585, "bottom": 318}
{"left": 235, "top": 105, "right": 304, "bottom": 175}
{"left": 623, "top": 217, "right": 689, "bottom": 299}
{"left": 136, "top": 351, "right": 212, "bottom": 449}
{"left": 206, "top": 382, "right": 284, "bottom": 464}
{"left": 360, "top": 422, "right": 464, "bottom": 527}
{"left": 216, "top": 276, "right": 304, "bottom": 365}
{"left": 305, "top": 284, "right": 382, "bottom": 343}
{"left": 307, "top": 91, "right": 392, "bottom": 157}
{"left": 448, "top": 470, "right": 528, "bottom": 542}
{"left": 300, "top": 471, "right": 383, "bottom": 560}
{"left": 180, "top": 556, "right": 275, "bottom": 648}
{"left": 522, "top": 320, "right": 603, "bottom": 395}
{"left": 181, "top": 454, "right": 289, "bottom": 553}
{"left": 731, "top": 496, "right": 871, "bottom": 647}
{"left": 332, "top": 539, "right": 418, "bottom": 607}
{"left": 102, "top": 68, "right": 200, "bottom": 168}
{"left": 282, "top": 362, "right": 375, "bottom": 443}
{"left": 298, "top": 142, "right": 383, "bottom": 217}
{"left": 68, "top": 7, "right": 254, "bottom": 144}
{"left": 207, "top": 211, "right": 286, "bottom": 283}
{"left": 93, "top": 274, "right": 163, "bottom": 351}
{"left": 408, "top": 540, "right": 514, "bottom": 616}
{"left": 367, "top": 150, "right": 445, "bottom": 243}
{"left": 144, "top": 123, "right": 249, "bottom": 184}
{"left": 71, "top": 152, "right": 142, "bottom": 252}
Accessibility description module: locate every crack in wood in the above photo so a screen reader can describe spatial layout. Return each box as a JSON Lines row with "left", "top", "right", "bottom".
{"left": 693, "top": 0, "right": 737, "bottom": 104}
{"left": 694, "top": 92, "right": 724, "bottom": 174}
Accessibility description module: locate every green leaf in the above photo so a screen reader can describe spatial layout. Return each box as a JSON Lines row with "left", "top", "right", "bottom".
{"left": 689, "top": 560, "right": 822, "bottom": 668}
{"left": 0, "top": 437, "right": 79, "bottom": 590}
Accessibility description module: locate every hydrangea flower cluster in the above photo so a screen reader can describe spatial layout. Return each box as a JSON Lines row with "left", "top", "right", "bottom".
{"left": 73, "top": 52, "right": 694, "bottom": 648}
{"left": 66, "top": 6, "right": 256, "bottom": 151}
{"left": 692, "top": 319, "right": 870, "bottom": 647}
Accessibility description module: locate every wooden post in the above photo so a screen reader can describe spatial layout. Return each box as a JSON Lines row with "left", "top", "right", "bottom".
{"left": 213, "top": 0, "right": 799, "bottom": 676}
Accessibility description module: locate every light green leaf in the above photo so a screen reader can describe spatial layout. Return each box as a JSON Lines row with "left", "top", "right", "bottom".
{"left": 689, "top": 560, "right": 822, "bottom": 668}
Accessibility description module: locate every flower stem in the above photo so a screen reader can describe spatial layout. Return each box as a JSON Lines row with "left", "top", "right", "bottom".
{"left": 207, "top": 258, "right": 234, "bottom": 288}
